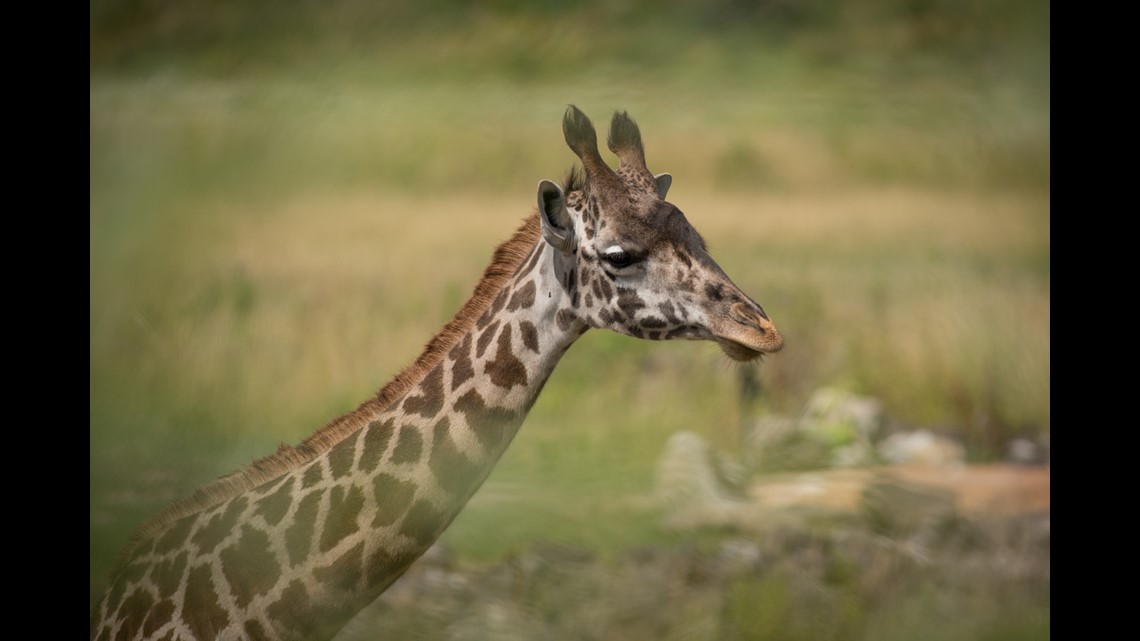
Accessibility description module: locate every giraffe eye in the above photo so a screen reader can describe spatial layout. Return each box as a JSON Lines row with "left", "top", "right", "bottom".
{"left": 601, "top": 246, "right": 643, "bottom": 270}
{"left": 606, "top": 249, "right": 633, "bottom": 266}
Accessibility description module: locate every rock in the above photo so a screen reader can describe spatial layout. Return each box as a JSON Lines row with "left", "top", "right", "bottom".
{"left": 798, "top": 388, "right": 885, "bottom": 467}
{"left": 655, "top": 431, "right": 746, "bottom": 507}
{"left": 1007, "top": 437, "right": 1049, "bottom": 466}
{"left": 861, "top": 476, "right": 957, "bottom": 538}
{"left": 799, "top": 387, "right": 885, "bottom": 444}
{"left": 714, "top": 539, "right": 763, "bottom": 578}
{"left": 743, "top": 414, "right": 797, "bottom": 452}
{"left": 878, "top": 429, "right": 965, "bottom": 468}
{"left": 446, "top": 602, "right": 537, "bottom": 641}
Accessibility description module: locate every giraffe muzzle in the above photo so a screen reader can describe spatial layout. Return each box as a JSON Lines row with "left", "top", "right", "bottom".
{"left": 713, "top": 301, "right": 783, "bottom": 361}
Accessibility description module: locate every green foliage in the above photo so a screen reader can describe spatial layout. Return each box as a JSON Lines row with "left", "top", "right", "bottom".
{"left": 91, "top": 0, "right": 1048, "bottom": 96}
{"left": 723, "top": 568, "right": 866, "bottom": 641}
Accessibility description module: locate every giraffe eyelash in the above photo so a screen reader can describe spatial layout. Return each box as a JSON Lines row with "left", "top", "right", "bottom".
{"left": 601, "top": 246, "right": 643, "bottom": 270}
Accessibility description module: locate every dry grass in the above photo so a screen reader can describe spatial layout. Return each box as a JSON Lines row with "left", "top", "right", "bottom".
{"left": 91, "top": 185, "right": 1048, "bottom": 447}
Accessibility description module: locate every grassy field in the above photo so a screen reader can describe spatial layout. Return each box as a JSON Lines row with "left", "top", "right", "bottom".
{"left": 90, "top": 1, "right": 1049, "bottom": 634}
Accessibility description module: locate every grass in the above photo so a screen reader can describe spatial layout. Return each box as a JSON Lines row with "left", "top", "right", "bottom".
{"left": 90, "top": 2, "right": 1048, "bottom": 623}
{"left": 89, "top": 185, "right": 1048, "bottom": 595}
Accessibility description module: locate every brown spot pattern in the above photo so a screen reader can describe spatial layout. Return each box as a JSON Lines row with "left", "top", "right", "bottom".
{"left": 267, "top": 581, "right": 311, "bottom": 633}
{"left": 556, "top": 309, "right": 577, "bottom": 331}
{"left": 327, "top": 439, "right": 355, "bottom": 479}
{"left": 244, "top": 619, "right": 271, "bottom": 641}
{"left": 106, "top": 558, "right": 149, "bottom": 615}
{"left": 153, "top": 552, "right": 188, "bottom": 599}
{"left": 673, "top": 244, "right": 692, "bottom": 268}
{"left": 285, "top": 492, "right": 320, "bottom": 566}
{"left": 256, "top": 477, "right": 294, "bottom": 527}
{"left": 371, "top": 472, "right": 416, "bottom": 527}
{"left": 116, "top": 588, "right": 154, "bottom": 641}
{"left": 141, "top": 599, "right": 175, "bottom": 638}
{"left": 391, "top": 426, "right": 423, "bottom": 464}
{"left": 302, "top": 463, "right": 324, "bottom": 489}
{"left": 507, "top": 280, "right": 536, "bottom": 311}
{"left": 184, "top": 564, "right": 230, "bottom": 640}
{"left": 590, "top": 274, "right": 604, "bottom": 300}
{"left": 131, "top": 537, "right": 156, "bottom": 561}
{"left": 476, "top": 320, "right": 500, "bottom": 358}
{"left": 453, "top": 390, "right": 517, "bottom": 451}
{"left": 597, "top": 273, "right": 613, "bottom": 300}
{"left": 403, "top": 364, "right": 444, "bottom": 418}
{"left": 313, "top": 540, "right": 364, "bottom": 592}
{"left": 359, "top": 418, "right": 395, "bottom": 474}
{"left": 399, "top": 499, "right": 445, "bottom": 546}
{"left": 517, "top": 243, "right": 543, "bottom": 279}
{"left": 191, "top": 497, "right": 247, "bottom": 554}
{"left": 449, "top": 334, "right": 475, "bottom": 390}
{"left": 155, "top": 516, "right": 194, "bottom": 556}
{"left": 365, "top": 546, "right": 420, "bottom": 588}
{"left": 319, "top": 484, "right": 365, "bottom": 552}
{"left": 519, "top": 320, "right": 539, "bottom": 353}
{"left": 490, "top": 288, "right": 509, "bottom": 316}
{"left": 485, "top": 324, "right": 528, "bottom": 389}
{"left": 221, "top": 526, "right": 280, "bottom": 608}
{"left": 429, "top": 417, "right": 481, "bottom": 496}
{"left": 616, "top": 288, "right": 646, "bottom": 318}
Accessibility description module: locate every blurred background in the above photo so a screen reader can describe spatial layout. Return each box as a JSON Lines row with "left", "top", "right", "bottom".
{"left": 91, "top": 1, "right": 1049, "bottom": 639}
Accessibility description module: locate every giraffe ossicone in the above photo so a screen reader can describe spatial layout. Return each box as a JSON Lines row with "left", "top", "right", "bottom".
{"left": 91, "top": 105, "right": 782, "bottom": 641}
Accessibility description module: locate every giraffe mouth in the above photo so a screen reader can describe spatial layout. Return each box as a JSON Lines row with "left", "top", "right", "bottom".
{"left": 712, "top": 303, "right": 783, "bottom": 362}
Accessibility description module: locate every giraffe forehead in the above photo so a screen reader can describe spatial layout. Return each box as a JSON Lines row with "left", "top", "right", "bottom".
{"left": 594, "top": 201, "right": 705, "bottom": 254}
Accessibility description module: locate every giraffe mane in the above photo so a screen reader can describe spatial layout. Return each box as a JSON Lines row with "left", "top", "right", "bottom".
{"left": 564, "top": 164, "right": 585, "bottom": 193}
{"left": 111, "top": 210, "right": 544, "bottom": 574}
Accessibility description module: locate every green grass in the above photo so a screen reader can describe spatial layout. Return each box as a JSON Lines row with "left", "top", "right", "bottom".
{"left": 89, "top": 0, "right": 1048, "bottom": 616}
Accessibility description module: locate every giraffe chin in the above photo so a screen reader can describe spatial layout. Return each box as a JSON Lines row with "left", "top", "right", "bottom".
{"left": 712, "top": 321, "right": 783, "bottom": 361}
{"left": 715, "top": 337, "right": 770, "bottom": 362}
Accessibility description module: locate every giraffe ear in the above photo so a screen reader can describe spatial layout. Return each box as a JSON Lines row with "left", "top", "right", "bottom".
{"left": 654, "top": 173, "right": 672, "bottom": 199}
{"left": 537, "top": 179, "right": 575, "bottom": 254}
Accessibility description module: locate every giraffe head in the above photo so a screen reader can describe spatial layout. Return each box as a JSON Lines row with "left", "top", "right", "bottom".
{"left": 537, "top": 105, "right": 782, "bottom": 361}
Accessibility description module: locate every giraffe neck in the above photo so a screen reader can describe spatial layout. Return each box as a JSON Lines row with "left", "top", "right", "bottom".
{"left": 92, "top": 218, "right": 588, "bottom": 641}
{"left": 348, "top": 233, "right": 585, "bottom": 565}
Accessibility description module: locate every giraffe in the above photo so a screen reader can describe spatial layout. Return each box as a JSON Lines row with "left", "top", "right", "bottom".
{"left": 90, "top": 105, "right": 782, "bottom": 641}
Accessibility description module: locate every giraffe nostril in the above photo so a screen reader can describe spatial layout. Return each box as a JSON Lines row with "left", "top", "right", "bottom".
{"left": 729, "top": 302, "right": 760, "bottom": 327}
